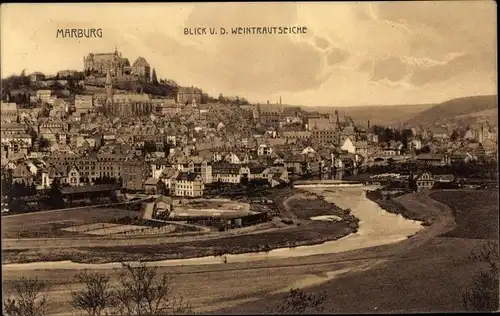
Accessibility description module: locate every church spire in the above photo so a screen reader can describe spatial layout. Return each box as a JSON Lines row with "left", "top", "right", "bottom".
{"left": 105, "top": 68, "right": 113, "bottom": 111}
{"left": 105, "top": 68, "right": 112, "bottom": 85}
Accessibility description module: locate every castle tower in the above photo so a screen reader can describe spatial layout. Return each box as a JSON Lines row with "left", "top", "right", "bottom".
{"left": 105, "top": 69, "right": 113, "bottom": 112}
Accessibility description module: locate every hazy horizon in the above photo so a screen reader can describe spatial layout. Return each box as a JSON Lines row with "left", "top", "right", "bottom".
{"left": 1, "top": 2, "right": 497, "bottom": 107}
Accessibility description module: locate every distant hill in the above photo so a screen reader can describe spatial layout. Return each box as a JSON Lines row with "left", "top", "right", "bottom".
{"left": 405, "top": 95, "right": 498, "bottom": 127}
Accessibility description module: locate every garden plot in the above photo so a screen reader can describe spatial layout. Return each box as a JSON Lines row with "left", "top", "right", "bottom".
{"left": 118, "top": 224, "right": 177, "bottom": 236}
{"left": 84, "top": 225, "right": 149, "bottom": 236}
{"left": 60, "top": 223, "right": 120, "bottom": 233}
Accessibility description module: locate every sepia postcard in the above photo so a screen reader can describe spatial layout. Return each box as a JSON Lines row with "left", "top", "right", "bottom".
{"left": 1, "top": 1, "right": 498, "bottom": 315}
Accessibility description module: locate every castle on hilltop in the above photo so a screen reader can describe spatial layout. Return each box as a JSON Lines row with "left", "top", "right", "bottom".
{"left": 83, "top": 48, "right": 151, "bottom": 82}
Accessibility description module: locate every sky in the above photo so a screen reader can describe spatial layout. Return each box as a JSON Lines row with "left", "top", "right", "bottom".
{"left": 1, "top": 1, "right": 497, "bottom": 107}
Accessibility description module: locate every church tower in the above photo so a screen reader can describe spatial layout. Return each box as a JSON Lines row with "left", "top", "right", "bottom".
{"left": 105, "top": 68, "right": 113, "bottom": 113}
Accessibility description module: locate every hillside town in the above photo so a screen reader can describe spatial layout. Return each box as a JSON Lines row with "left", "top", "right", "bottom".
{"left": 1, "top": 49, "right": 498, "bottom": 214}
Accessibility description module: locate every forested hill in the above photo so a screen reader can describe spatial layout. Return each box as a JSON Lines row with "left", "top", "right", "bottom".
{"left": 405, "top": 95, "right": 498, "bottom": 126}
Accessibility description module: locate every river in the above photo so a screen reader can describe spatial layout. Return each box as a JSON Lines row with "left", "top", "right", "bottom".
{"left": 3, "top": 186, "right": 424, "bottom": 271}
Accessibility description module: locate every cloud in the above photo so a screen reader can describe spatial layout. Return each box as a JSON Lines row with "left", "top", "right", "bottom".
{"left": 326, "top": 48, "right": 349, "bottom": 66}
{"left": 409, "top": 54, "right": 474, "bottom": 86}
{"left": 369, "top": 56, "right": 410, "bottom": 82}
{"left": 1, "top": 2, "right": 496, "bottom": 106}
{"left": 314, "top": 36, "right": 331, "bottom": 50}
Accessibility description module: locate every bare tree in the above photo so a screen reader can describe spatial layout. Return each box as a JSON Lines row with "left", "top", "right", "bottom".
{"left": 270, "top": 288, "right": 327, "bottom": 314}
{"left": 2, "top": 277, "right": 48, "bottom": 316}
{"left": 71, "top": 270, "right": 115, "bottom": 316}
{"left": 462, "top": 241, "right": 499, "bottom": 311}
{"left": 113, "top": 262, "right": 193, "bottom": 315}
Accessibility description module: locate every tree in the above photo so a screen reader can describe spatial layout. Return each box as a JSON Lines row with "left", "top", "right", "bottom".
{"left": 38, "top": 137, "right": 50, "bottom": 148}
{"left": 113, "top": 262, "right": 192, "bottom": 315}
{"left": 451, "top": 129, "right": 459, "bottom": 141}
{"left": 420, "top": 146, "right": 431, "bottom": 154}
{"left": 71, "top": 270, "right": 115, "bottom": 316}
{"left": 462, "top": 241, "right": 499, "bottom": 311}
{"left": 1, "top": 169, "right": 13, "bottom": 202}
{"left": 45, "top": 179, "right": 64, "bottom": 209}
{"left": 270, "top": 288, "right": 327, "bottom": 314}
{"left": 151, "top": 68, "right": 158, "bottom": 85}
{"left": 158, "top": 180, "right": 168, "bottom": 196}
{"left": 143, "top": 140, "right": 157, "bottom": 154}
{"left": 218, "top": 93, "right": 225, "bottom": 103}
{"left": 3, "top": 277, "right": 48, "bottom": 316}
{"left": 239, "top": 97, "right": 249, "bottom": 105}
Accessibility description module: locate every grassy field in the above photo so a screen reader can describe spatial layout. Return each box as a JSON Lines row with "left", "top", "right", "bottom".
{"left": 430, "top": 190, "right": 499, "bottom": 240}
{"left": 286, "top": 192, "right": 346, "bottom": 220}
{"left": 2, "top": 220, "right": 353, "bottom": 263}
{"left": 1, "top": 208, "right": 140, "bottom": 238}
{"left": 216, "top": 238, "right": 495, "bottom": 314}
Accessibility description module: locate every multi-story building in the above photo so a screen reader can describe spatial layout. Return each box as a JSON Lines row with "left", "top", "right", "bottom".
{"left": 307, "top": 117, "right": 333, "bottom": 131}
{"left": 1, "top": 122, "right": 32, "bottom": 157}
{"left": 96, "top": 153, "right": 126, "bottom": 179}
{"left": 212, "top": 163, "right": 244, "bottom": 183}
{"left": 121, "top": 156, "right": 149, "bottom": 191}
{"left": 29, "top": 72, "right": 46, "bottom": 82}
{"left": 312, "top": 130, "right": 338, "bottom": 144}
{"left": 177, "top": 87, "right": 205, "bottom": 105}
{"left": 282, "top": 131, "right": 311, "bottom": 140}
{"left": 74, "top": 95, "right": 94, "bottom": 115}
{"left": 107, "top": 93, "right": 155, "bottom": 117}
{"left": 41, "top": 165, "right": 81, "bottom": 188}
{"left": 77, "top": 154, "right": 99, "bottom": 182}
{"left": 38, "top": 121, "right": 69, "bottom": 144}
{"left": 258, "top": 104, "right": 282, "bottom": 126}
{"left": 257, "top": 143, "right": 274, "bottom": 156}
{"left": 131, "top": 57, "right": 151, "bottom": 82}
{"left": 1, "top": 102, "right": 19, "bottom": 123}
{"left": 414, "top": 171, "right": 435, "bottom": 192}
{"left": 172, "top": 172, "right": 204, "bottom": 197}
{"left": 83, "top": 49, "right": 131, "bottom": 77}
{"left": 36, "top": 90, "right": 52, "bottom": 103}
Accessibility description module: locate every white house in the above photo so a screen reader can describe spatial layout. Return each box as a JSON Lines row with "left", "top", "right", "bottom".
{"left": 301, "top": 146, "right": 316, "bottom": 155}
{"left": 341, "top": 137, "right": 356, "bottom": 154}
{"left": 411, "top": 139, "right": 422, "bottom": 150}
{"left": 464, "top": 129, "right": 475, "bottom": 140}
{"left": 224, "top": 152, "right": 249, "bottom": 164}
{"left": 257, "top": 143, "right": 273, "bottom": 156}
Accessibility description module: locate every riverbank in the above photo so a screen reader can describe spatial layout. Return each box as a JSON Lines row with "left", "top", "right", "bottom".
{"left": 214, "top": 189, "right": 495, "bottom": 314}
{"left": 365, "top": 189, "right": 434, "bottom": 226}
{"left": 2, "top": 188, "right": 359, "bottom": 264}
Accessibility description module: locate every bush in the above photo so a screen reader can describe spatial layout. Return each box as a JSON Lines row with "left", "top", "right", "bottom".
{"left": 3, "top": 277, "right": 47, "bottom": 316}
{"left": 71, "top": 263, "right": 193, "bottom": 316}
{"left": 269, "top": 288, "right": 327, "bottom": 314}
{"left": 462, "top": 241, "right": 499, "bottom": 311}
